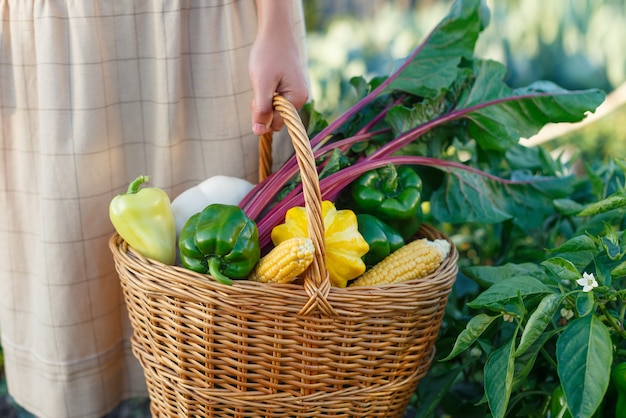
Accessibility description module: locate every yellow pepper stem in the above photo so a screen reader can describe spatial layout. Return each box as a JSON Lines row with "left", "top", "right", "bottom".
{"left": 127, "top": 175, "right": 150, "bottom": 194}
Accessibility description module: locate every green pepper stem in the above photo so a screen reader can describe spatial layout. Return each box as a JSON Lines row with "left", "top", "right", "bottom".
{"left": 208, "top": 257, "right": 233, "bottom": 285}
{"left": 379, "top": 165, "right": 398, "bottom": 194}
{"left": 127, "top": 175, "right": 150, "bottom": 194}
{"left": 600, "top": 303, "right": 626, "bottom": 339}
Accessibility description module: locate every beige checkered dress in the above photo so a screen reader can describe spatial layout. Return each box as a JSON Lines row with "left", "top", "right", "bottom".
{"left": 0, "top": 1, "right": 307, "bottom": 417}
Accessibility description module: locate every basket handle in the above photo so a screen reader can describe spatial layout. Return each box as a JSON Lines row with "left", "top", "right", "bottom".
{"left": 258, "top": 95, "right": 336, "bottom": 317}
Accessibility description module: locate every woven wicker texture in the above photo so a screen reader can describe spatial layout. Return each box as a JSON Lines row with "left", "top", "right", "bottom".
{"left": 110, "top": 96, "right": 459, "bottom": 417}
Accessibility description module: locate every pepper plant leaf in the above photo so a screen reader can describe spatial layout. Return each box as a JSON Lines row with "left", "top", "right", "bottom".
{"left": 515, "top": 293, "right": 562, "bottom": 357}
{"left": 463, "top": 262, "right": 548, "bottom": 288}
{"left": 484, "top": 339, "right": 515, "bottom": 418}
{"left": 556, "top": 315, "right": 612, "bottom": 418}
{"left": 550, "top": 235, "right": 598, "bottom": 253}
{"left": 512, "top": 330, "right": 558, "bottom": 392}
{"left": 441, "top": 313, "right": 500, "bottom": 361}
{"left": 467, "top": 275, "right": 552, "bottom": 311}
{"left": 541, "top": 257, "right": 582, "bottom": 282}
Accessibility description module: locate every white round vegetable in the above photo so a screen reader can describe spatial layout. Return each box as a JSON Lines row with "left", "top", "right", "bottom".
{"left": 171, "top": 175, "right": 255, "bottom": 236}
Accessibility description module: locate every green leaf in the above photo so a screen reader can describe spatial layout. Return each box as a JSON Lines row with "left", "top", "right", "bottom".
{"left": 386, "top": 0, "right": 485, "bottom": 97}
{"left": 457, "top": 60, "right": 606, "bottom": 151}
{"left": 541, "top": 257, "right": 581, "bottom": 282}
{"left": 300, "top": 101, "right": 329, "bottom": 138}
{"left": 464, "top": 263, "right": 547, "bottom": 288}
{"left": 503, "top": 174, "right": 575, "bottom": 230}
{"left": 414, "top": 365, "right": 467, "bottom": 418}
{"left": 430, "top": 169, "right": 511, "bottom": 224}
{"left": 575, "top": 291, "right": 596, "bottom": 317}
{"left": 385, "top": 95, "right": 447, "bottom": 137}
{"left": 600, "top": 234, "right": 623, "bottom": 261}
{"left": 318, "top": 149, "right": 351, "bottom": 179}
{"left": 484, "top": 339, "right": 515, "bottom": 418}
{"left": 512, "top": 330, "right": 558, "bottom": 392}
{"left": 556, "top": 315, "right": 612, "bottom": 418}
{"left": 467, "top": 276, "right": 552, "bottom": 310}
{"left": 610, "top": 259, "right": 626, "bottom": 278}
{"left": 549, "top": 238, "right": 596, "bottom": 271}
{"left": 551, "top": 235, "right": 597, "bottom": 253}
{"left": 515, "top": 293, "right": 562, "bottom": 357}
{"left": 430, "top": 167, "right": 575, "bottom": 229}
{"left": 553, "top": 198, "right": 586, "bottom": 215}
{"left": 441, "top": 313, "right": 500, "bottom": 361}
{"left": 504, "top": 144, "right": 560, "bottom": 175}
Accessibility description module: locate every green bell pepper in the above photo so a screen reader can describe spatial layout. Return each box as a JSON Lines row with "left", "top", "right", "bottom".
{"left": 109, "top": 175, "right": 176, "bottom": 265}
{"left": 351, "top": 164, "right": 423, "bottom": 239}
{"left": 612, "top": 362, "right": 626, "bottom": 418}
{"left": 550, "top": 385, "right": 573, "bottom": 418}
{"left": 550, "top": 384, "right": 604, "bottom": 418}
{"left": 178, "top": 203, "right": 260, "bottom": 285}
{"left": 356, "top": 214, "right": 405, "bottom": 268}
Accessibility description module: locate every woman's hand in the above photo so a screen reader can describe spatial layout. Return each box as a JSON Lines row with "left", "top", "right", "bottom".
{"left": 249, "top": 1, "right": 308, "bottom": 135}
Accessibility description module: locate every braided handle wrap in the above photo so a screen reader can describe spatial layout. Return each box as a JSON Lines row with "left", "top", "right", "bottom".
{"left": 258, "top": 132, "right": 273, "bottom": 182}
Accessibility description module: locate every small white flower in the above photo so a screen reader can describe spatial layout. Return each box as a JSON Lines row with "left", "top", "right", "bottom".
{"left": 576, "top": 272, "right": 598, "bottom": 293}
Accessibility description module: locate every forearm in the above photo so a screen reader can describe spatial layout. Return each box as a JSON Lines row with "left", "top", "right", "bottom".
{"left": 250, "top": 0, "right": 308, "bottom": 134}
{"left": 255, "top": 0, "right": 297, "bottom": 37}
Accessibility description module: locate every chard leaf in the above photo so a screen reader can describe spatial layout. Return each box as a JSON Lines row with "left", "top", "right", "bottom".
{"left": 386, "top": 0, "right": 485, "bottom": 97}
{"left": 502, "top": 174, "right": 575, "bottom": 230}
{"left": 556, "top": 315, "right": 612, "bottom": 418}
{"left": 386, "top": 94, "right": 448, "bottom": 137}
{"left": 457, "top": 60, "right": 606, "bottom": 151}
{"left": 429, "top": 169, "right": 511, "bottom": 224}
{"left": 504, "top": 145, "right": 562, "bottom": 175}
{"left": 429, "top": 167, "right": 573, "bottom": 228}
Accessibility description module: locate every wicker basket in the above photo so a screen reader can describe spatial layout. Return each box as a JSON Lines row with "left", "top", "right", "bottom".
{"left": 109, "top": 96, "right": 459, "bottom": 417}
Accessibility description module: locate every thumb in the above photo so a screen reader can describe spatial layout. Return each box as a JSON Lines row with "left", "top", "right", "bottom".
{"left": 251, "top": 92, "right": 275, "bottom": 136}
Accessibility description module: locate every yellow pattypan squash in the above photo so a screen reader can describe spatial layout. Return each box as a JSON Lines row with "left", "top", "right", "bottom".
{"left": 271, "top": 200, "right": 369, "bottom": 288}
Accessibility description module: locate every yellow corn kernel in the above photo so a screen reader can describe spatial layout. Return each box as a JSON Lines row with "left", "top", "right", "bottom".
{"left": 248, "top": 237, "right": 315, "bottom": 284}
{"left": 349, "top": 238, "right": 450, "bottom": 287}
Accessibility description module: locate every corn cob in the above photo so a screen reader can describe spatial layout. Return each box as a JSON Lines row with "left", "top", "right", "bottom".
{"left": 248, "top": 237, "right": 315, "bottom": 284}
{"left": 349, "top": 238, "right": 450, "bottom": 287}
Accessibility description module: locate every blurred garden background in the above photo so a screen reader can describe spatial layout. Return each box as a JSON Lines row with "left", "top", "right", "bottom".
{"left": 1, "top": 0, "right": 624, "bottom": 416}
